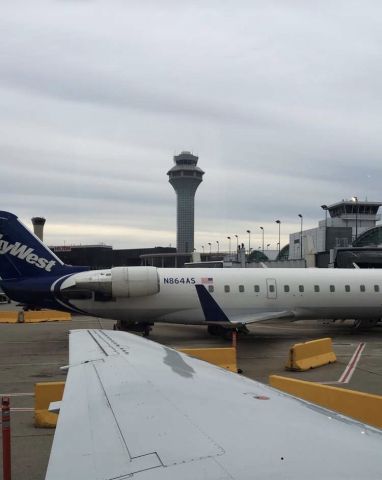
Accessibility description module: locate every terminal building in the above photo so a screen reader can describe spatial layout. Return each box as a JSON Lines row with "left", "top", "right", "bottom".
{"left": 288, "top": 199, "right": 382, "bottom": 267}
{"left": 51, "top": 245, "right": 176, "bottom": 269}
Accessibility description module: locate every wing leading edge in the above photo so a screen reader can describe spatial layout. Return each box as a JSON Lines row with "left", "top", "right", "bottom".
{"left": 46, "top": 329, "right": 382, "bottom": 480}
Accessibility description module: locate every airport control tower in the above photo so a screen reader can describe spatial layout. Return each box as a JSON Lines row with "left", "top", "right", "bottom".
{"left": 167, "top": 151, "right": 204, "bottom": 253}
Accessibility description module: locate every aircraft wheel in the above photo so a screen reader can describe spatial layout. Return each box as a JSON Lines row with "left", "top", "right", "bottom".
{"left": 352, "top": 318, "right": 379, "bottom": 330}
{"left": 143, "top": 325, "right": 152, "bottom": 337}
{"left": 222, "top": 329, "right": 233, "bottom": 341}
{"left": 237, "top": 324, "right": 250, "bottom": 335}
{"left": 207, "top": 325, "right": 219, "bottom": 336}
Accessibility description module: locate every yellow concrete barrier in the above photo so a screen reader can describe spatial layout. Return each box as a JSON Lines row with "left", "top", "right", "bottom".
{"left": 24, "top": 310, "right": 71, "bottom": 323}
{"left": 0, "top": 311, "right": 19, "bottom": 323}
{"left": 270, "top": 375, "right": 382, "bottom": 429}
{"left": 179, "top": 347, "right": 237, "bottom": 372}
{"left": 285, "top": 337, "right": 336, "bottom": 371}
{"left": 35, "top": 382, "right": 65, "bottom": 428}
{"left": 0, "top": 310, "right": 71, "bottom": 323}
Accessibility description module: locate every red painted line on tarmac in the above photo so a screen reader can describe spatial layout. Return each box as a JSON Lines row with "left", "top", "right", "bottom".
{"left": 338, "top": 342, "right": 366, "bottom": 384}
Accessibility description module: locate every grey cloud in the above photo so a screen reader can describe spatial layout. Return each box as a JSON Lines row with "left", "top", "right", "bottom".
{"left": 1, "top": 1, "right": 382, "bottom": 248}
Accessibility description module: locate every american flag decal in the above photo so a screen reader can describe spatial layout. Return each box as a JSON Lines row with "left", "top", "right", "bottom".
{"left": 201, "top": 277, "right": 214, "bottom": 284}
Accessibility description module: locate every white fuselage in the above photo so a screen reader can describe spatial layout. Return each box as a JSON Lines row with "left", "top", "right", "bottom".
{"left": 62, "top": 268, "right": 382, "bottom": 325}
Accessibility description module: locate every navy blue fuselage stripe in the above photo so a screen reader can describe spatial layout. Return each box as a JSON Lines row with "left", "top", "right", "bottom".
{"left": 195, "top": 284, "right": 230, "bottom": 323}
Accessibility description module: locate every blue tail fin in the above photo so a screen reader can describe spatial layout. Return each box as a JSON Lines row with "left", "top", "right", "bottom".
{"left": 0, "top": 211, "right": 71, "bottom": 279}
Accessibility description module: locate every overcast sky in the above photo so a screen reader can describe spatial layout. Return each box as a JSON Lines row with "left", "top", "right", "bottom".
{"left": 1, "top": 1, "right": 382, "bottom": 251}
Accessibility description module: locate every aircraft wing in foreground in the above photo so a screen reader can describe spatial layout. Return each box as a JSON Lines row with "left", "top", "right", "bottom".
{"left": 46, "top": 329, "right": 382, "bottom": 479}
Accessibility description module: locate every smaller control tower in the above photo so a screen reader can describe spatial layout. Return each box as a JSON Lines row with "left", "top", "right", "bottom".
{"left": 31, "top": 217, "right": 46, "bottom": 242}
{"left": 167, "top": 152, "right": 204, "bottom": 253}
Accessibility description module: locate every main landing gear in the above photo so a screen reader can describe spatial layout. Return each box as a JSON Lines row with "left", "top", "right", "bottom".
{"left": 351, "top": 318, "right": 380, "bottom": 331}
{"left": 113, "top": 321, "right": 153, "bottom": 337}
{"left": 207, "top": 324, "right": 249, "bottom": 340}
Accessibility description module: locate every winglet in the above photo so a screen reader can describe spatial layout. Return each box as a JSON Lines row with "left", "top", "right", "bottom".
{"left": 195, "top": 284, "right": 231, "bottom": 323}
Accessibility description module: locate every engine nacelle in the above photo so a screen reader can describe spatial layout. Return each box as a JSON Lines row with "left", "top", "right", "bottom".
{"left": 111, "top": 266, "right": 160, "bottom": 298}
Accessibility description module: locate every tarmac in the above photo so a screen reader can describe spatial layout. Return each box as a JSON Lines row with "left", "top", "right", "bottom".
{"left": 1, "top": 304, "right": 382, "bottom": 479}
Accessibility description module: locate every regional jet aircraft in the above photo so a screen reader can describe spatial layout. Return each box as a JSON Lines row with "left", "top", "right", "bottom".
{"left": 1, "top": 210, "right": 382, "bottom": 336}
{"left": 45, "top": 328, "right": 382, "bottom": 479}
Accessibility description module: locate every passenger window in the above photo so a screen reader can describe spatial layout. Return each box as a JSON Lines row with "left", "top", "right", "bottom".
{"left": 374, "top": 285, "right": 380, "bottom": 292}
{"left": 269, "top": 285, "right": 275, "bottom": 293}
{"left": 224, "top": 285, "right": 230, "bottom": 293}
{"left": 299, "top": 285, "right": 304, "bottom": 293}
{"left": 360, "top": 285, "right": 365, "bottom": 292}
{"left": 345, "top": 285, "right": 350, "bottom": 292}
{"left": 208, "top": 285, "right": 214, "bottom": 293}
{"left": 314, "top": 285, "right": 320, "bottom": 292}
{"left": 254, "top": 285, "right": 260, "bottom": 293}
{"left": 330, "top": 285, "right": 335, "bottom": 292}
{"left": 284, "top": 285, "right": 290, "bottom": 292}
{"left": 239, "top": 285, "right": 245, "bottom": 293}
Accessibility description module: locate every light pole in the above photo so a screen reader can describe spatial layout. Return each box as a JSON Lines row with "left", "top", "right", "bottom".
{"left": 202, "top": 245, "right": 204, "bottom": 253}
{"left": 260, "top": 226, "right": 264, "bottom": 252}
{"left": 298, "top": 214, "right": 303, "bottom": 259}
{"left": 246, "top": 230, "right": 251, "bottom": 254}
{"left": 216, "top": 240, "right": 220, "bottom": 253}
{"left": 234, "top": 234, "right": 239, "bottom": 261}
{"left": 267, "top": 243, "right": 270, "bottom": 250}
{"left": 275, "top": 220, "right": 281, "bottom": 254}
{"left": 352, "top": 196, "right": 358, "bottom": 242}
{"left": 321, "top": 205, "right": 328, "bottom": 251}
{"left": 208, "top": 242, "right": 212, "bottom": 254}
{"left": 227, "top": 236, "right": 231, "bottom": 255}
